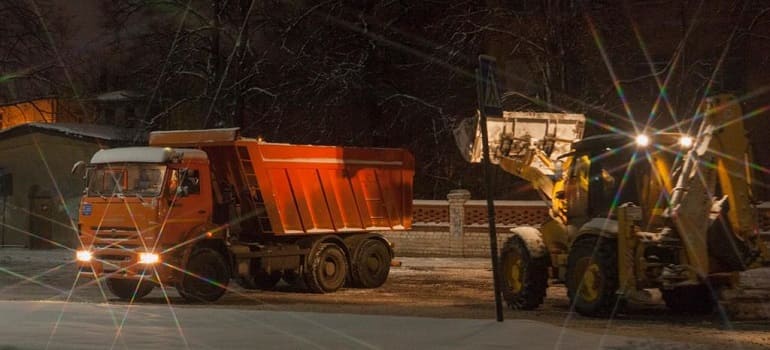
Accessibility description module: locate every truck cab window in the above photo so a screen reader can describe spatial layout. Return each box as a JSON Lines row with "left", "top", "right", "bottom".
{"left": 182, "top": 169, "right": 201, "bottom": 195}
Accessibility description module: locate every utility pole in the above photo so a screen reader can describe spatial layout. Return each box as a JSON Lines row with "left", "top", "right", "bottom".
{"left": 476, "top": 55, "right": 504, "bottom": 322}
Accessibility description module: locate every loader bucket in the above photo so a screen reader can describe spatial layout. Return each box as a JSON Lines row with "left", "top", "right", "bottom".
{"left": 453, "top": 111, "right": 586, "bottom": 167}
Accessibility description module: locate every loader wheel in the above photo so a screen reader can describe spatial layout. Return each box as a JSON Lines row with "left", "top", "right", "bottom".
{"left": 566, "top": 236, "right": 620, "bottom": 317}
{"left": 500, "top": 237, "right": 548, "bottom": 310}
{"left": 237, "top": 271, "right": 282, "bottom": 290}
{"left": 107, "top": 278, "right": 154, "bottom": 300}
{"left": 350, "top": 239, "right": 391, "bottom": 288}
{"left": 177, "top": 248, "right": 230, "bottom": 302}
{"left": 304, "top": 243, "right": 348, "bottom": 293}
{"left": 661, "top": 285, "right": 716, "bottom": 314}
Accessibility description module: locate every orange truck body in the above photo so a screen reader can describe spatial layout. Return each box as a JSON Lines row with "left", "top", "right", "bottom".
{"left": 76, "top": 128, "right": 413, "bottom": 300}
{"left": 149, "top": 128, "right": 413, "bottom": 235}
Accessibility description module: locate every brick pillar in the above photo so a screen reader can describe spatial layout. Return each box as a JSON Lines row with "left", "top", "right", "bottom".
{"left": 447, "top": 189, "right": 471, "bottom": 238}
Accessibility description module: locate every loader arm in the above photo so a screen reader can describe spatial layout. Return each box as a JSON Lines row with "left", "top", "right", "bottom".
{"left": 454, "top": 111, "right": 586, "bottom": 203}
{"left": 665, "top": 94, "right": 768, "bottom": 276}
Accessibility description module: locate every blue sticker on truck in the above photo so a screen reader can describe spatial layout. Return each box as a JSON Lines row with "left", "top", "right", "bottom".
{"left": 82, "top": 203, "right": 92, "bottom": 216}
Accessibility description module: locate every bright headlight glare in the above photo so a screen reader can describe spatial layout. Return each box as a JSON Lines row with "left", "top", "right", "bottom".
{"left": 76, "top": 250, "right": 92, "bottom": 262}
{"left": 679, "top": 136, "right": 694, "bottom": 148}
{"left": 635, "top": 134, "right": 650, "bottom": 147}
{"left": 139, "top": 252, "right": 160, "bottom": 264}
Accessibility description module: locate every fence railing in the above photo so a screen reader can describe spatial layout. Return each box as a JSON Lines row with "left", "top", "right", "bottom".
{"left": 388, "top": 190, "right": 770, "bottom": 257}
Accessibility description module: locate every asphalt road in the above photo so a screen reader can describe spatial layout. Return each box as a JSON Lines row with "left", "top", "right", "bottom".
{"left": 1, "top": 249, "right": 769, "bottom": 349}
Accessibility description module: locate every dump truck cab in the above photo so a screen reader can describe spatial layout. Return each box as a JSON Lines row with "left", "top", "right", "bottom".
{"left": 76, "top": 147, "right": 216, "bottom": 298}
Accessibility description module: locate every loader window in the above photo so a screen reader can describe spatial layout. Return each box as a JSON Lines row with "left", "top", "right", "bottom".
{"left": 588, "top": 150, "right": 640, "bottom": 217}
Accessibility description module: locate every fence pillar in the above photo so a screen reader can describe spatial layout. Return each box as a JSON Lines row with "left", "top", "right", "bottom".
{"left": 447, "top": 189, "right": 471, "bottom": 238}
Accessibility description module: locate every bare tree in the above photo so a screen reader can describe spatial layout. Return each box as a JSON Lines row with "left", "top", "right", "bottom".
{"left": 0, "top": 0, "right": 70, "bottom": 103}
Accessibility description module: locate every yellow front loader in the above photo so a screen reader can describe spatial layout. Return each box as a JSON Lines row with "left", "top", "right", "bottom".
{"left": 455, "top": 95, "right": 770, "bottom": 316}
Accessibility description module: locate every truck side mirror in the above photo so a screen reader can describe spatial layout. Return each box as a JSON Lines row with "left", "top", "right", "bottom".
{"left": 71, "top": 161, "right": 86, "bottom": 178}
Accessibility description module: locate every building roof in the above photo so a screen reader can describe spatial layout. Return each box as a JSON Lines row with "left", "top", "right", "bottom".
{"left": 0, "top": 122, "right": 144, "bottom": 143}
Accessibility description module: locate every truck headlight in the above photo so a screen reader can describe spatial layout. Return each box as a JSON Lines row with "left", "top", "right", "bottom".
{"left": 679, "top": 136, "right": 693, "bottom": 149}
{"left": 635, "top": 134, "right": 650, "bottom": 147}
{"left": 76, "top": 250, "right": 93, "bottom": 262}
{"left": 139, "top": 252, "right": 160, "bottom": 264}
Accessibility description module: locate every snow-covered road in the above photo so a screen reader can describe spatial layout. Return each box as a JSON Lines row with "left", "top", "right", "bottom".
{"left": 0, "top": 300, "right": 680, "bottom": 350}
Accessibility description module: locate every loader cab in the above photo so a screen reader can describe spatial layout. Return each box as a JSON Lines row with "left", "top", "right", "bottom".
{"left": 564, "top": 133, "right": 685, "bottom": 222}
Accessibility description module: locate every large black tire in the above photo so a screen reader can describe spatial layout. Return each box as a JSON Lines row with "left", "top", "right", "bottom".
{"left": 177, "top": 248, "right": 230, "bottom": 302}
{"left": 500, "top": 236, "right": 548, "bottom": 310}
{"left": 304, "top": 243, "right": 348, "bottom": 293}
{"left": 566, "top": 236, "right": 620, "bottom": 317}
{"left": 106, "top": 278, "right": 154, "bottom": 300}
{"left": 661, "top": 285, "right": 717, "bottom": 314}
{"left": 350, "top": 239, "right": 391, "bottom": 288}
{"left": 282, "top": 270, "right": 302, "bottom": 286}
{"left": 237, "top": 270, "right": 282, "bottom": 290}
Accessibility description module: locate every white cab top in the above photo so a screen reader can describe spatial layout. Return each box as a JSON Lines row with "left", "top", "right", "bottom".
{"left": 90, "top": 147, "right": 208, "bottom": 164}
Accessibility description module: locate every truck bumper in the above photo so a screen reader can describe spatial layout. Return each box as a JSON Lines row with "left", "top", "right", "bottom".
{"left": 76, "top": 250, "right": 177, "bottom": 284}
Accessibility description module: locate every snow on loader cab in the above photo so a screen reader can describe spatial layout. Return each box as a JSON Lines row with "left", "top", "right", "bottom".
{"left": 73, "top": 128, "right": 414, "bottom": 302}
{"left": 455, "top": 95, "right": 770, "bottom": 317}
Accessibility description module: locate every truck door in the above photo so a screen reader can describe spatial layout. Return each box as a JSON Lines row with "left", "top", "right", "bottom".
{"left": 163, "top": 166, "right": 210, "bottom": 242}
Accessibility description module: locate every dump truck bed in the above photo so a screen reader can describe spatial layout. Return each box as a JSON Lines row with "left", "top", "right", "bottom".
{"left": 150, "top": 129, "right": 414, "bottom": 235}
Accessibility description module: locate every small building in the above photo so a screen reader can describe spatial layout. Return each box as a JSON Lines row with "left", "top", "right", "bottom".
{"left": 0, "top": 98, "right": 81, "bottom": 129}
{"left": 0, "top": 123, "right": 141, "bottom": 249}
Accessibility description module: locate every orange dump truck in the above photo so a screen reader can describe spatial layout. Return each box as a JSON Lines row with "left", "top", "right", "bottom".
{"left": 74, "top": 128, "right": 413, "bottom": 302}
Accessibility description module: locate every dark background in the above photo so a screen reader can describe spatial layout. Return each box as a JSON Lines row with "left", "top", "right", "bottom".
{"left": 2, "top": 0, "right": 769, "bottom": 200}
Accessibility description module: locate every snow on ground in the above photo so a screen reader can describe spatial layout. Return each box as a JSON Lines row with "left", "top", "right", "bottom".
{"left": 0, "top": 300, "right": 684, "bottom": 350}
{"left": 1, "top": 248, "right": 768, "bottom": 349}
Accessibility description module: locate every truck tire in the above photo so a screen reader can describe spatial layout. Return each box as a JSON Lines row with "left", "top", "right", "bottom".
{"left": 304, "top": 243, "right": 348, "bottom": 293}
{"left": 566, "top": 236, "right": 620, "bottom": 317}
{"left": 237, "top": 271, "right": 282, "bottom": 290}
{"left": 500, "top": 237, "right": 548, "bottom": 310}
{"left": 282, "top": 270, "right": 303, "bottom": 287}
{"left": 177, "top": 248, "right": 230, "bottom": 302}
{"left": 661, "top": 285, "right": 716, "bottom": 314}
{"left": 350, "top": 239, "right": 391, "bottom": 288}
{"left": 106, "top": 278, "right": 154, "bottom": 300}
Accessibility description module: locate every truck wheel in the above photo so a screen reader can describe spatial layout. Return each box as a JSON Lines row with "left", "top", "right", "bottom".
{"left": 304, "top": 243, "right": 348, "bottom": 293}
{"left": 237, "top": 271, "right": 282, "bottom": 290}
{"left": 282, "top": 270, "right": 305, "bottom": 289}
{"left": 350, "top": 239, "right": 391, "bottom": 288}
{"left": 177, "top": 248, "right": 230, "bottom": 302}
{"left": 566, "top": 236, "right": 620, "bottom": 317}
{"left": 661, "top": 285, "right": 716, "bottom": 313}
{"left": 500, "top": 237, "right": 548, "bottom": 310}
{"left": 106, "top": 278, "right": 154, "bottom": 300}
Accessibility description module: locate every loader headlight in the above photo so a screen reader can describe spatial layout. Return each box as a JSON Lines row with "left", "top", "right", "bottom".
{"left": 76, "top": 250, "right": 93, "bottom": 262}
{"left": 679, "top": 136, "right": 693, "bottom": 149}
{"left": 138, "top": 252, "right": 160, "bottom": 264}
{"left": 635, "top": 134, "right": 650, "bottom": 147}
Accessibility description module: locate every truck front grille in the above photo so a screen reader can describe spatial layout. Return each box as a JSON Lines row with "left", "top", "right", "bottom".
{"left": 91, "top": 226, "right": 143, "bottom": 250}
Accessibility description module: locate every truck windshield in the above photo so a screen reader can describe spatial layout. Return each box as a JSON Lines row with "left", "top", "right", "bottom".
{"left": 88, "top": 164, "right": 167, "bottom": 197}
